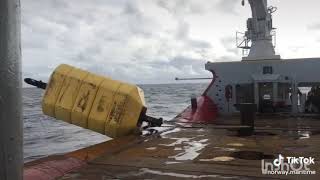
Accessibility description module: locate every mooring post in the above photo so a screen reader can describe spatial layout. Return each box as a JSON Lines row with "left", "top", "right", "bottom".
{"left": 239, "top": 103, "right": 257, "bottom": 136}
{"left": 0, "top": 0, "right": 22, "bottom": 179}
{"left": 191, "top": 95, "right": 197, "bottom": 112}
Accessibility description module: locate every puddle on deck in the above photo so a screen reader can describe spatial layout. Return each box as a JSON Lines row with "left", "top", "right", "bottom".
{"left": 227, "top": 143, "right": 244, "bottom": 147}
{"left": 200, "top": 156, "right": 235, "bottom": 162}
{"left": 168, "top": 139, "right": 209, "bottom": 161}
{"left": 134, "top": 168, "right": 240, "bottom": 179}
{"left": 158, "top": 135, "right": 209, "bottom": 161}
{"left": 161, "top": 128, "right": 182, "bottom": 137}
{"left": 214, "top": 147, "right": 238, "bottom": 152}
{"left": 230, "top": 151, "right": 275, "bottom": 160}
{"left": 146, "top": 147, "right": 157, "bottom": 150}
{"left": 165, "top": 161, "right": 182, "bottom": 165}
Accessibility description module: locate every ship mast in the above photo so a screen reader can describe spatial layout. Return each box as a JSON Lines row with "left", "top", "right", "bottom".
{"left": 240, "top": 0, "right": 281, "bottom": 60}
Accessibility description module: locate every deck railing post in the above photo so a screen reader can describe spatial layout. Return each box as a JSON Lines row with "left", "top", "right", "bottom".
{"left": 0, "top": 0, "right": 22, "bottom": 179}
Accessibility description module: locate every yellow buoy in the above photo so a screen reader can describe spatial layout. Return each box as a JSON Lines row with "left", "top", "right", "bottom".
{"left": 54, "top": 67, "right": 89, "bottom": 122}
{"left": 42, "top": 64, "right": 74, "bottom": 117}
{"left": 39, "top": 64, "right": 161, "bottom": 138}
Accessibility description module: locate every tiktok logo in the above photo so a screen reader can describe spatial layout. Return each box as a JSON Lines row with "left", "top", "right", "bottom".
{"left": 273, "top": 154, "right": 284, "bottom": 167}
{"left": 262, "top": 154, "right": 317, "bottom": 175}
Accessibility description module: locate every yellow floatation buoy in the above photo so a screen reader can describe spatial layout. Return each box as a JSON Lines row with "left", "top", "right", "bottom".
{"left": 25, "top": 64, "right": 162, "bottom": 138}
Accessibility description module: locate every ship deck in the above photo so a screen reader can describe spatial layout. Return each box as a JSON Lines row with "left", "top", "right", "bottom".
{"left": 25, "top": 115, "right": 320, "bottom": 180}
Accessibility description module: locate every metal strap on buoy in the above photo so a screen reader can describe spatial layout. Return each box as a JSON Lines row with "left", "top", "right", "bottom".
{"left": 24, "top": 64, "right": 163, "bottom": 138}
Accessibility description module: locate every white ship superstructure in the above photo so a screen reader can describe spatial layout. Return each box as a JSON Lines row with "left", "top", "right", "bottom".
{"left": 205, "top": 0, "right": 320, "bottom": 115}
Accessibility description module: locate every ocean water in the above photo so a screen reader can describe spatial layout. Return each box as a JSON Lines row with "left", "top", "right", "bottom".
{"left": 23, "top": 83, "right": 209, "bottom": 162}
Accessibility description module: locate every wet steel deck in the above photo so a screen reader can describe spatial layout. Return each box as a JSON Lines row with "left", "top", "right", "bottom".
{"left": 26, "top": 115, "right": 320, "bottom": 179}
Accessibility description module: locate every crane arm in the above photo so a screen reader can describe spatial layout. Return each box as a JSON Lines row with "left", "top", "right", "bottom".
{"left": 248, "top": 0, "right": 268, "bottom": 20}
{"left": 239, "top": 0, "right": 280, "bottom": 60}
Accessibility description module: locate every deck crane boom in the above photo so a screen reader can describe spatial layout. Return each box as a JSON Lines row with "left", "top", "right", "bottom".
{"left": 241, "top": 0, "right": 281, "bottom": 60}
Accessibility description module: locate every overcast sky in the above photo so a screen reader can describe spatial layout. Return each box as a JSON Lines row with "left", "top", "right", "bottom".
{"left": 22, "top": 0, "right": 320, "bottom": 84}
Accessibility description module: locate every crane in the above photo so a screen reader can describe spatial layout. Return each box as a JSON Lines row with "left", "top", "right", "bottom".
{"left": 240, "top": 0, "right": 281, "bottom": 60}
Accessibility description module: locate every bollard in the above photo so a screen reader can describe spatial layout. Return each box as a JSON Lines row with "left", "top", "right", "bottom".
{"left": 238, "top": 103, "right": 257, "bottom": 136}
{"left": 191, "top": 95, "right": 197, "bottom": 112}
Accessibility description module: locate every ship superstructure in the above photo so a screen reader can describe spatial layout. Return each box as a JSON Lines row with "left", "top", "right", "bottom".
{"left": 206, "top": 0, "right": 320, "bottom": 115}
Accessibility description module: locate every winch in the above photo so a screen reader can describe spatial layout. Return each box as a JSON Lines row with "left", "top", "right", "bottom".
{"left": 25, "top": 64, "right": 163, "bottom": 138}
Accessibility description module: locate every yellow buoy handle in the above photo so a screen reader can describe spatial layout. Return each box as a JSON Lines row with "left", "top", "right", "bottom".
{"left": 24, "top": 78, "right": 47, "bottom": 89}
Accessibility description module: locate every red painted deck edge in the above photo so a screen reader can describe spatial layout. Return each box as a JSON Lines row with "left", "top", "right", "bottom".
{"left": 176, "top": 71, "right": 219, "bottom": 123}
{"left": 24, "top": 157, "right": 85, "bottom": 180}
{"left": 176, "top": 95, "right": 218, "bottom": 123}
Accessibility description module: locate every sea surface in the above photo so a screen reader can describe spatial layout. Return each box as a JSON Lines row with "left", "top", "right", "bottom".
{"left": 23, "top": 83, "right": 209, "bottom": 162}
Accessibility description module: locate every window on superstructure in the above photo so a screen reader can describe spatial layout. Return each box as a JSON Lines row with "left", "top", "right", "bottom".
{"left": 263, "top": 66, "right": 273, "bottom": 74}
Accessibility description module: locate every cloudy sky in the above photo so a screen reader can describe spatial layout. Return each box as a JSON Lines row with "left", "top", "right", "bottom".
{"left": 22, "top": 0, "right": 320, "bottom": 84}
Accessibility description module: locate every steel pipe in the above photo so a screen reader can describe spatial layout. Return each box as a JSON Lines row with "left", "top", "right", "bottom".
{"left": 0, "top": 0, "right": 22, "bottom": 179}
{"left": 175, "top": 77, "right": 213, "bottom": 81}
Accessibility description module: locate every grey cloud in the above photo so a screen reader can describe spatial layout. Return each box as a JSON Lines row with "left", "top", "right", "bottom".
{"left": 221, "top": 36, "right": 238, "bottom": 55}
{"left": 308, "top": 23, "right": 320, "bottom": 30}
{"left": 216, "top": 0, "right": 239, "bottom": 15}
{"left": 221, "top": 36, "right": 234, "bottom": 45}
{"left": 176, "top": 21, "right": 211, "bottom": 49}
{"left": 122, "top": 2, "right": 155, "bottom": 38}
{"left": 151, "top": 56, "right": 205, "bottom": 69}
{"left": 123, "top": 1, "right": 140, "bottom": 15}
{"left": 289, "top": 46, "right": 304, "bottom": 52}
{"left": 156, "top": 0, "right": 208, "bottom": 15}
{"left": 156, "top": 0, "right": 212, "bottom": 52}
{"left": 216, "top": 55, "right": 239, "bottom": 62}
{"left": 147, "top": 56, "right": 211, "bottom": 79}
{"left": 176, "top": 21, "right": 189, "bottom": 40}
{"left": 171, "top": 56, "right": 207, "bottom": 71}
{"left": 188, "top": 40, "right": 211, "bottom": 49}
{"left": 21, "top": 0, "right": 213, "bottom": 85}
